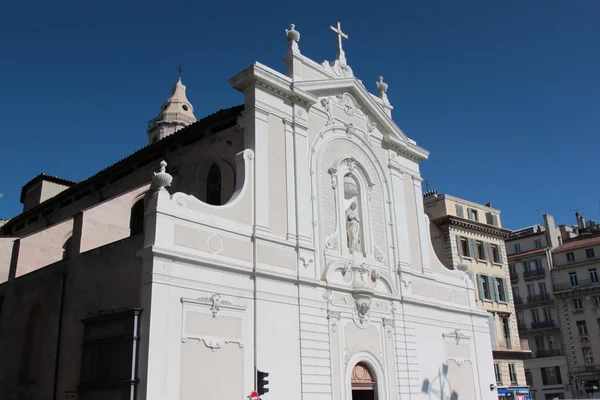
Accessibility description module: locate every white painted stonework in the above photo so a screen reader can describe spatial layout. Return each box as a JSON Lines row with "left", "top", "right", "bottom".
{"left": 136, "top": 23, "right": 497, "bottom": 400}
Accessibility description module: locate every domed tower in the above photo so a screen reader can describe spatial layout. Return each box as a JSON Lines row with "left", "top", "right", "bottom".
{"left": 147, "top": 77, "right": 197, "bottom": 144}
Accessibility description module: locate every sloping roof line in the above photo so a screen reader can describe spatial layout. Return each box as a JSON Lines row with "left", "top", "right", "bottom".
{"left": 507, "top": 248, "right": 547, "bottom": 260}
{"left": 553, "top": 235, "right": 600, "bottom": 252}
{"left": 3, "top": 105, "right": 244, "bottom": 232}
{"left": 20, "top": 174, "right": 78, "bottom": 203}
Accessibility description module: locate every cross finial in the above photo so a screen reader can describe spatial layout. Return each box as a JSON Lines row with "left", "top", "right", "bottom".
{"left": 329, "top": 21, "right": 348, "bottom": 65}
{"left": 175, "top": 64, "right": 185, "bottom": 79}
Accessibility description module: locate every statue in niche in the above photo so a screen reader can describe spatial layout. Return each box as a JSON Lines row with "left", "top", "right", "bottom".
{"left": 346, "top": 202, "right": 361, "bottom": 252}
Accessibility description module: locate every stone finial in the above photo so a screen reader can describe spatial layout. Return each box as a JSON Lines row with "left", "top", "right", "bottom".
{"left": 152, "top": 160, "right": 173, "bottom": 190}
{"left": 376, "top": 76, "right": 389, "bottom": 104}
{"left": 285, "top": 24, "right": 300, "bottom": 53}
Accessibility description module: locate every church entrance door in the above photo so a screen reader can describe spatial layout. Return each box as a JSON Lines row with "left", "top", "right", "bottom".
{"left": 351, "top": 363, "right": 376, "bottom": 400}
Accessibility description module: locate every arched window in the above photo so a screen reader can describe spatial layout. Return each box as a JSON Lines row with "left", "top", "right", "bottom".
{"left": 206, "top": 163, "right": 222, "bottom": 206}
{"left": 130, "top": 199, "right": 145, "bottom": 236}
{"left": 63, "top": 236, "right": 72, "bottom": 260}
{"left": 351, "top": 362, "right": 376, "bottom": 400}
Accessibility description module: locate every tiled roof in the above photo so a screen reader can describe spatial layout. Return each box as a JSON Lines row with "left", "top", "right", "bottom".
{"left": 507, "top": 248, "right": 547, "bottom": 260}
{"left": 554, "top": 235, "right": 600, "bottom": 252}
{"left": 2, "top": 105, "right": 244, "bottom": 233}
{"left": 20, "top": 173, "right": 78, "bottom": 203}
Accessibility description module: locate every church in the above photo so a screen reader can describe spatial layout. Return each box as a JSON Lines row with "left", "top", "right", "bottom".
{"left": 0, "top": 22, "right": 499, "bottom": 400}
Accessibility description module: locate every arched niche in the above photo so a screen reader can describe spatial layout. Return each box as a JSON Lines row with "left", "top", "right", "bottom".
{"left": 194, "top": 156, "right": 236, "bottom": 206}
{"left": 129, "top": 199, "right": 145, "bottom": 236}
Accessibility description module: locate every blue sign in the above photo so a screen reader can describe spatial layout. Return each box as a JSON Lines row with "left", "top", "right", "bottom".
{"left": 497, "top": 387, "right": 531, "bottom": 399}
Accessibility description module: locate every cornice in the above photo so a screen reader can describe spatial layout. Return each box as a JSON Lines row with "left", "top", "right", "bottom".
{"left": 295, "top": 78, "right": 429, "bottom": 163}
{"left": 229, "top": 62, "right": 318, "bottom": 107}
{"left": 432, "top": 215, "right": 512, "bottom": 239}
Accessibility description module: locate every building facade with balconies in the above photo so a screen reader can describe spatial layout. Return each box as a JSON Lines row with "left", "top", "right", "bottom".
{"left": 552, "top": 217, "right": 600, "bottom": 399}
{"left": 424, "top": 192, "right": 531, "bottom": 399}
{"left": 506, "top": 215, "right": 571, "bottom": 400}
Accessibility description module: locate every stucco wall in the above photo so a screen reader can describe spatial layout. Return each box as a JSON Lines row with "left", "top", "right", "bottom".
{"left": 0, "top": 235, "right": 143, "bottom": 400}
{"left": 0, "top": 237, "right": 15, "bottom": 283}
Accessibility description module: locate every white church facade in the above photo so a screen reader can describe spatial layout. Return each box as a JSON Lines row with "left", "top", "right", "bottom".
{"left": 0, "top": 22, "right": 500, "bottom": 400}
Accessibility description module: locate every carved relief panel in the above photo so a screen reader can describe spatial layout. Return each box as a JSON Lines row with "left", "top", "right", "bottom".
{"left": 317, "top": 138, "right": 388, "bottom": 264}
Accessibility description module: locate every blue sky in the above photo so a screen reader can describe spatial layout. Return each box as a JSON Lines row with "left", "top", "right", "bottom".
{"left": 1, "top": 0, "right": 599, "bottom": 230}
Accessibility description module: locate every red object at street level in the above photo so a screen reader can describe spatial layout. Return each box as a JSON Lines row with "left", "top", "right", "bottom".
{"left": 249, "top": 391, "right": 260, "bottom": 400}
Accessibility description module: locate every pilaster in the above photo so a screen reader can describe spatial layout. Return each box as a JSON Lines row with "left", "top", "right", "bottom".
{"left": 292, "top": 105, "right": 313, "bottom": 248}
{"left": 412, "top": 177, "right": 431, "bottom": 274}
{"left": 389, "top": 168, "right": 411, "bottom": 268}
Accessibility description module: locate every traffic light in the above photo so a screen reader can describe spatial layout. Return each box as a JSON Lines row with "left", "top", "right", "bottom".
{"left": 257, "top": 370, "right": 269, "bottom": 395}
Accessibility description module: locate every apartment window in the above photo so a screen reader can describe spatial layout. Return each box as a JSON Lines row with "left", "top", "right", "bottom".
{"left": 502, "top": 317, "right": 511, "bottom": 339}
{"left": 525, "top": 369, "right": 533, "bottom": 386}
{"left": 513, "top": 286, "right": 521, "bottom": 299}
{"left": 539, "top": 282, "right": 548, "bottom": 295}
{"left": 594, "top": 296, "right": 600, "bottom": 307}
{"left": 535, "top": 239, "right": 542, "bottom": 249}
{"left": 527, "top": 284, "right": 535, "bottom": 297}
{"left": 480, "top": 275, "right": 491, "bottom": 299}
{"left": 577, "top": 320, "right": 588, "bottom": 337}
{"left": 543, "top": 308, "right": 553, "bottom": 321}
{"left": 494, "top": 363, "right": 502, "bottom": 385}
{"left": 586, "top": 248, "right": 595, "bottom": 259}
{"left": 583, "top": 347, "right": 594, "bottom": 365}
{"left": 509, "top": 263, "right": 517, "bottom": 276}
{"left": 508, "top": 363, "right": 518, "bottom": 385}
{"left": 476, "top": 241, "right": 485, "bottom": 260}
{"left": 496, "top": 278, "right": 507, "bottom": 302}
{"left": 486, "top": 212, "right": 499, "bottom": 226}
{"left": 547, "top": 335, "right": 558, "bottom": 349}
{"left": 523, "top": 260, "right": 531, "bottom": 272}
{"left": 535, "top": 336, "right": 546, "bottom": 351}
{"left": 541, "top": 366, "right": 562, "bottom": 385}
{"left": 569, "top": 272, "right": 579, "bottom": 288}
{"left": 589, "top": 268, "right": 599, "bottom": 284}
{"left": 458, "top": 237, "right": 470, "bottom": 257}
{"left": 514, "top": 243, "right": 521, "bottom": 253}
{"left": 516, "top": 311, "right": 524, "bottom": 324}
{"left": 534, "top": 259, "right": 544, "bottom": 270}
{"left": 455, "top": 204, "right": 465, "bottom": 218}
{"left": 491, "top": 244, "right": 500, "bottom": 263}
{"left": 468, "top": 208, "right": 478, "bottom": 221}
{"left": 531, "top": 309, "right": 540, "bottom": 324}
{"left": 572, "top": 298, "right": 583, "bottom": 310}
{"left": 567, "top": 252, "right": 575, "bottom": 262}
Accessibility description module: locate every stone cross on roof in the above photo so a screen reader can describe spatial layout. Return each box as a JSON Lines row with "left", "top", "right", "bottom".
{"left": 329, "top": 21, "right": 348, "bottom": 65}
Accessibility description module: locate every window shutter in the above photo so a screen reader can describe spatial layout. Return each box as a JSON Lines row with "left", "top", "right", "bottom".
{"left": 466, "top": 271, "right": 474, "bottom": 283}
{"left": 493, "top": 214, "right": 499, "bottom": 226}
{"left": 490, "top": 277, "right": 499, "bottom": 302}
{"left": 477, "top": 274, "right": 485, "bottom": 300}
{"left": 486, "top": 212, "right": 493, "bottom": 225}
{"left": 503, "top": 278, "right": 510, "bottom": 303}
{"left": 468, "top": 208, "right": 474, "bottom": 220}
{"left": 489, "top": 314, "right": 497, "bottom": 346}
{"left": 456, "top": 235, "right": 463, "bottom": 256}
{"left": 497, "top": 244, "right": 504, "bottom": 263}
{"left": 455, "top": 204, "right": 464, "bottom": 218}
{"left": 484, "top": 243, "right": 491, "bottom": 261}
{"left": 468, "top": 239, "right": 476, "bottom": 258}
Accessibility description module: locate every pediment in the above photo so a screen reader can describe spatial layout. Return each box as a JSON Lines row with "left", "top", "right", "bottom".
{"left": 296, "top": 79, "right": 429, "bottom": 162}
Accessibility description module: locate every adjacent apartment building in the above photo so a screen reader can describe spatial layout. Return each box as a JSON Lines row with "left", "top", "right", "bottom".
{"left": 551, "top": 214, "right": 600, "bottom": 398}
{"left": 424, "top": 191, "right": 531, "bottom": 399}
{"left": 506, "top": 215, "right": 571, "bottom": 400}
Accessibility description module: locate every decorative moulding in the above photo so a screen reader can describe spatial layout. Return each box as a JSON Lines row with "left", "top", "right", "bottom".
{"left": 152, "top": 160, "right": 173, "bottom": 190}
{"left": 443, "top": 329, "right": 471, "bottom": 345}
{"left": 181, "top": 293, "right": 246, "bottom": 318}
{"left": 229, "top": 62, "right": 318, "bottom": 107}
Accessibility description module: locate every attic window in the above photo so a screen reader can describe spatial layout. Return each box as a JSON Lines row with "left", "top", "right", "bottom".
{"left": 182, "top": 104, "right": 189, "bottom": 111}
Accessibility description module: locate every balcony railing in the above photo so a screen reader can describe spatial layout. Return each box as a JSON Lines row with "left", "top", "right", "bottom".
{"left": 493, "top": 339, "right": 530, "bottom": 351}
{"left": 510, "top": 273, "right": 519, "bottom": 284}
{"left": 527, "top": 293, "right": 552, "bottom": 304}
{"left": 554, "top": 279, "right": 600, "bottom": 293}
{"left": 524, "top": 269, "right": 546, "bottom": 281}
{"left": 530, "top": 320, "right": 556, "bottom": 330}
{"left": 533, "top": 348, "right": 563, "bottom": 358}
{"left": 573, "top": 364, "right": 600, "bottom": 373}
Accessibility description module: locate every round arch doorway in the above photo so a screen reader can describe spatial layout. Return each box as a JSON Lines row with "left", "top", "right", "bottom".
{"left": 351, "top": 362, "right": 377, "bottom": 400}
